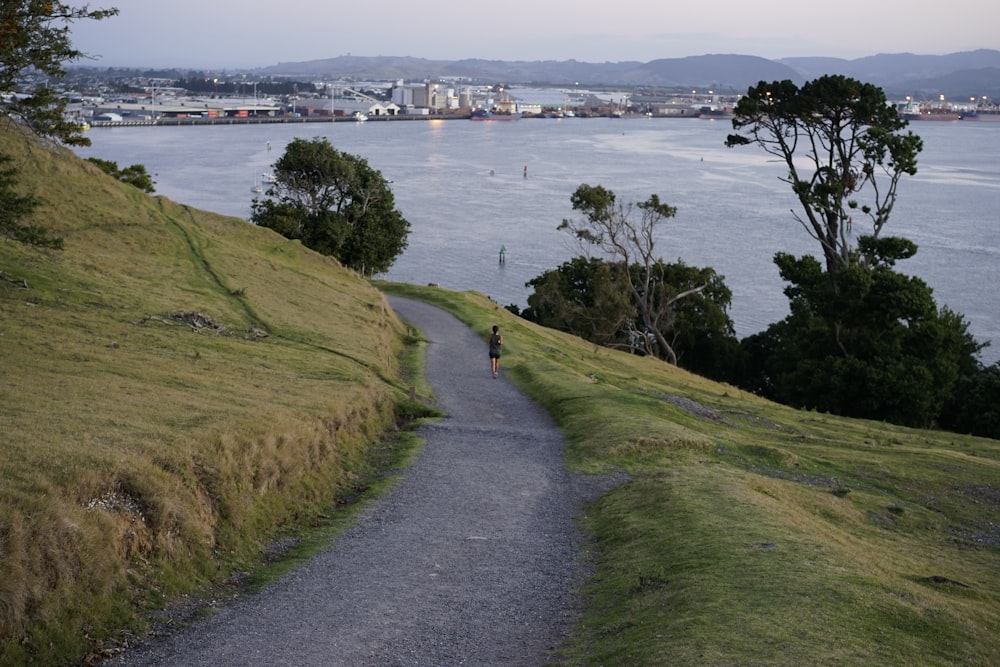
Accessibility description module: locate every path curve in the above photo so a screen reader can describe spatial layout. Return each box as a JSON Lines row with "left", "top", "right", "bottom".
{"left": 108, "top": 296, "right": 615, "bottom": 666}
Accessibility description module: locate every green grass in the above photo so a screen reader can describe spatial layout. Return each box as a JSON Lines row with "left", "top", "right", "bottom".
{"left": 378, "top": 282, "right": 1000, "bottom": 666}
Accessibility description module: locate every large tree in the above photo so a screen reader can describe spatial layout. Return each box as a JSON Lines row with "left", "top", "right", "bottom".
{"left": 725, "top": 75, "right": 922, "bottom": 275}
{"left": 250, "top": 137, "right": 410, "bottom": 275}
{"left": 557, "top": 184, "right": 704, "bottom": 365}
{"left": 723, "top": 77, "right": 985, "bottom": 428}
{"left": 1, "top": 1, "right": 118, "bottom": 147}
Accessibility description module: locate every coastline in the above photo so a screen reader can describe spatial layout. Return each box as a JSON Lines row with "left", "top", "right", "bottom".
{"left": 88, "top": 113, "right": 460, "bottom": 128}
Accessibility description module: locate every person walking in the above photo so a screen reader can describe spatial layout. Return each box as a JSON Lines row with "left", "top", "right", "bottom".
{"left": 488, "top": 325, "right": 503, "bottom": 378}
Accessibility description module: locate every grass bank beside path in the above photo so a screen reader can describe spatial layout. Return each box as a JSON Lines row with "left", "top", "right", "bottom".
{"left": 377, "top": 282, "right": 1000, "bottom": 666}
{"left": 0, "top": 123, "right": 436, "bottom": 666}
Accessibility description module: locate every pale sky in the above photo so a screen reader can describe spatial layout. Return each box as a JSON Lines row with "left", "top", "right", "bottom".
{"left": 70, "top": 0, "right": 998, "bottom": 70}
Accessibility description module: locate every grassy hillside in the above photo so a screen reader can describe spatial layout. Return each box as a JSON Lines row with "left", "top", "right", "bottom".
{"left": 379, "top": 283, "right": 1000, "bottom": 666}
{"left": 0, "top": 122, "right": 425, "bottom": 665}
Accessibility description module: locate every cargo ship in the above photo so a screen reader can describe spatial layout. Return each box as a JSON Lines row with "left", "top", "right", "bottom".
{"left": 470, "top": 108, "right": 521, "bottom": 121}
{"left": 898, "top": 101, "right": 960, "bottom": 121}
{"left": 960, "top": 108, "right": 1000, "bottom": 122}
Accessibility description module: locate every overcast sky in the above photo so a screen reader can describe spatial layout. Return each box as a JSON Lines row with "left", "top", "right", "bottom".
{"left": 70, "top": 0, "right": 998, "bottom": 70}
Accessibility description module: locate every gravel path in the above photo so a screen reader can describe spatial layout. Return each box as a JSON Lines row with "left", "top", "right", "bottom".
{"left": 108, "top": 296, "right": 619, "bottom": 666}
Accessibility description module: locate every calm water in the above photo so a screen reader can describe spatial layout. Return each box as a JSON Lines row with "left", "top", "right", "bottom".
{"left": 74, "top": 118, "right": 1000, "bottom": 363}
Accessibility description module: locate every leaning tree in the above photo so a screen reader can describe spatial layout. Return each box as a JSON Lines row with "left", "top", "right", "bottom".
{"left": 557, "top": 184, "right": 706, "bottom": 365}
{"left": 725, "top": 75, "right": 923, "bottom": 276}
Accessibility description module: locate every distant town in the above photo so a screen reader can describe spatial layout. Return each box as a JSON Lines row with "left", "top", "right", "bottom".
{"left": 48, "top": 70, "right": 726, "bottom": 126}
{"left": 8, "top": 66, "right": 999, "bottom": 128}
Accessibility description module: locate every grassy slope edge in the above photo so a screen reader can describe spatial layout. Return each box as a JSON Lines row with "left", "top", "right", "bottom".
{"left": 0, "top": 122, "right": 428, "bottom": 666}
{"left": 378, "top": 282, "right": 1000, "bottom": 666}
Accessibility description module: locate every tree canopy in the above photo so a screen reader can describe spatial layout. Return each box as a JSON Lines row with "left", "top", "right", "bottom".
{"left": 250, "top": 137, "right": 410, "bottom": 275}
{"left": 86, "top": 158, "right": 156, "bottom": 193}
{"left": 523, "top": 256, "right": 740, "bottom": 380}
{"left": 940, "top": 361, "right": 1000, "bottom": 439}
{"left": 725, "top": 75, "right": 923, "bottom": 275}
{"left": 1, "top": 2, "right": 118, "bottom": 147}
{"left": 737, "top": 241, "right": 982, "bottom": 428}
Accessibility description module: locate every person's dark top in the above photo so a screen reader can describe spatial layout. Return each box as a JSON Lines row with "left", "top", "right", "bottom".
{"left": 489, "top": 332, "right": 502, "bottom": 358}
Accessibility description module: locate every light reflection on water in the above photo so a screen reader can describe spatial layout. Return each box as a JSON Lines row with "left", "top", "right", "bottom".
{"left": 74, "top": 118, "right": 999, "bottom": 363}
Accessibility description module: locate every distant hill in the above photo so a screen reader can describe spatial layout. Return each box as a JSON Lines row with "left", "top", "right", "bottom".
{"left": 258, "top": 50, "right": 1000, "bottom": 98}
{"left": 778, "top": 49, "right": 1000, "bottom": 98}
{"left": 616, "top": 55, "right": 798, "bottom": 88}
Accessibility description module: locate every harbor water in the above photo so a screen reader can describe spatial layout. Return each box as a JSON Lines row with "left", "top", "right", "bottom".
{"left": 73, "top": 117, "right": 1000, "bottom": 363}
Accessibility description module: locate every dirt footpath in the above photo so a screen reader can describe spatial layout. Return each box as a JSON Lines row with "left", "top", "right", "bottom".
{"left": 107, "top": 296, "right": 618, "bottom": 666}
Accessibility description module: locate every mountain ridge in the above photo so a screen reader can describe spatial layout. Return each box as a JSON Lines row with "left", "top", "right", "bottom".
{"left": 257, "top": 49, "right": 1000, "bottom": 98}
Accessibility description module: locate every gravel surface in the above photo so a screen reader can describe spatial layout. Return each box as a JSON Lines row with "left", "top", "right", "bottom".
{"left": 106, "top": 296, "right": 621, "bottom": 666}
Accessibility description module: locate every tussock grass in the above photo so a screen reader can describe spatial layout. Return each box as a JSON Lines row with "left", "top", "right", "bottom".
{"left": 378, "top": 282, "right": 1000, "bottom": 666}
{"left": 0, "top": 123, "right": 429, "bottom": 665}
